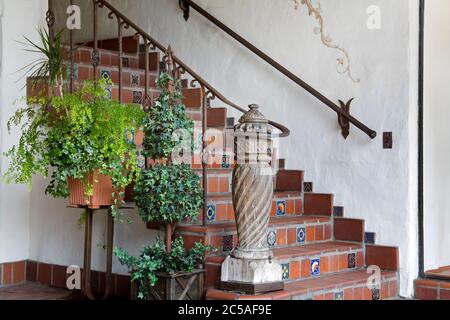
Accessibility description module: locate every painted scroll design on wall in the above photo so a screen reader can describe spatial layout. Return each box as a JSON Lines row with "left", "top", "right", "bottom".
{"left": 293, "top": 0, "right": 360, "bottom": 83}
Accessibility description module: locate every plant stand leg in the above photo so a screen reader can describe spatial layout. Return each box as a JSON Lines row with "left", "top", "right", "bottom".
{"left": 166, "top": 278, "right": 176, "bottom": 300}
{"left": 102, "top": 209, "right": 114, "bottom": 300}
{"left": 83, "top": 208, "right": 96, "bottom": 300}
{"left": 197, "top": 273, "right": 204, "bottom": 300}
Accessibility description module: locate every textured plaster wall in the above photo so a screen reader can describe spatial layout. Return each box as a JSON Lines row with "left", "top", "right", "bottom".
{"left": 423, "top": 0, "right": 450, "bottom": 270}
{"left": 11, "top": 0, "right": 420, "bottom": 297}
{"left": 0, "top": 0, "right": 48, "bottom": 263}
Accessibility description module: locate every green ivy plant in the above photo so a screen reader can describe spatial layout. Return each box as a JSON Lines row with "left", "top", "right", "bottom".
{"left": 115, "top": 237, "right": 215, "bottom": 300}
{"left": 142, "top": 72, "right": 194, "bottom": 160}
{"left": 3, "top": 79, "right": 146, "bottom": 218}
{"left": 115, "top": 72, "right": 210, "bottom": 298}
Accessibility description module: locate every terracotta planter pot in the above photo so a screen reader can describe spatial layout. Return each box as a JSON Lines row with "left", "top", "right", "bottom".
{"left": 26, "top": 77, "right": 63, "bottom": 101}
{"left": 68, "top": 172, "right": 118, "bottom": 209}
{"left": 134, "top": 130, "right": 144, "bottom": 147}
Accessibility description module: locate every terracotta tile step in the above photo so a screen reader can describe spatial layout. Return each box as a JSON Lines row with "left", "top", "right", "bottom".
{"left": 414, "top": 277, "right": 450, "bottom": 300}
{"left": 206, "top": 270, "right": 398, "bottom": 300}
{"left": 172, "top": 191, "right": 303, "bottom": 225}
{"left": 204, "top": 241, "right": 364, "bottom": 283}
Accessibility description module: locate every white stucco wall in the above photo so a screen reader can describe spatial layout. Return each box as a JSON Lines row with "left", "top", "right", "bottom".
{"left": 1, "top": 0, "right": 422, "bottom": 298}
{"left": 0, "top": 0, "right": 48, "bottom": 263}
{"left": 424, "top": 0, "right": 450, "bottom": 270}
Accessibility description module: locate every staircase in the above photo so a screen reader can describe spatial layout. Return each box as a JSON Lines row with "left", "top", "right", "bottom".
{"left": 54, "top": 34, "right": 401, "bottom": 300}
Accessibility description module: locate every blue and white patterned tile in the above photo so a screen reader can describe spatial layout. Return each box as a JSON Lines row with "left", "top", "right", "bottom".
{"left": 281, "top": 263, "right": 290, "bottom": 280}
{"left": 310, "top": 258, "right": 320, "bottom": 277}
{"left": 267, "top": 230, "right": 277, "bottom": 247}
{"left": 348, "top": 253, "right": 356, "bottom": 269}
{"left": 296, "top": 227, "right": 306, "bottom": 244}
{"left": 130, "top": 73, "right": 140, "bottom": 86}
{"left": 276, "top": 200, "right": 286, "bottom": 216}
{"left": 334, "top": 291, "right": 344, "bottom": 300}
{"left": 133, "top": 91, "right": 143, "bottom": 104}
{"left": 101, "top": 70, "right": 111, "bottom": 81}
{"left": 206, "top": 204, "right": 216, "bottom": 222}
{"left": 221, "top": 155, "right": 231, "bottom": 168}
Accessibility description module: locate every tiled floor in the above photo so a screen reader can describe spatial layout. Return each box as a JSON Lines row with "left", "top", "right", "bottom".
{"left": 0, "top": 282, "right": 81, "bottom": 300}
{"left": 425, "top": 265, "right": 450, "bottom": 280}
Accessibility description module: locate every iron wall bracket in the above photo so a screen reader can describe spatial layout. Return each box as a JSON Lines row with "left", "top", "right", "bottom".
{"left": 179, "top": 0, "right": 190, "bottom": 21}
{"left": 338, "top": 98, "right": 354, "bottom": 139}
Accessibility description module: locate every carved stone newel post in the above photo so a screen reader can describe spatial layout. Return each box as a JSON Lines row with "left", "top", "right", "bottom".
{"left": 220, "top": 105, "right": 284, "bottom": 293}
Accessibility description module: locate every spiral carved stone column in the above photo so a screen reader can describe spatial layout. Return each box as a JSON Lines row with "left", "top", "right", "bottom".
{"left": 220, "top": 105, "right": 283, "bottom": 293}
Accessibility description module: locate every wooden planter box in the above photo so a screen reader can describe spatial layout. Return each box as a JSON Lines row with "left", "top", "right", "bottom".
{"left": 68, "top": 172, "right": 119, "bottom": 209}
{"left": 131, "top": 269, "right": 205, "bottom": 300}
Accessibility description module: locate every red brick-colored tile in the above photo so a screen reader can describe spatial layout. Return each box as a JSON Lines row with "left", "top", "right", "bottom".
{"left": 334, "top": 218, "right": 365, "bottom": 242}
{"left": 51, "top": 265, "right": 68, "bottom": 289}
{"left": 324, "top": 224, "right": 332, "bottom": 240}
{"left": 321, "top": 256, "right": 329, "bottom": 274}
{"left": 301, "top": 259, "right": 310, "bottom": 278}
{"left": 100, "top": 52, "right": 111, "bottom": 66}
{"left": 276, "top": 229, "right": 287, "bottom": 246}
{"left": 306, "top": 226, "right": 315, "bottom": 242}
{"left": 344, "top": 288, "right": 354, "bottom": 300}
{"left": 271, "top": 202, "right": 276, "bottom": 216}
{"left": 216, "top": 204, "right": 227, "bottom": 221}
{"left": 313, "top": 294, "right": 324, "bottom": 300}
{"left": 12, "top": 261, "right": 26, "bottom": 284}
{"left": 116, "top": 275, "right": 131, "bottom": 299}
{"left": 389, "top": 280, "right": 398, "bottom": 297}
{"left": 363, "top": 287, "right": 372, "bottom": 300}
{"left": 366, "top": 245, "right": 399, "bottom": 271}
{"left": 440, "top": 289, "right": 450, "bottom": 300}
{"left": 182, "top": 88, "right": 203, "bottom": 109}
{"left": 37, "top": 263, "right": 52, "bottom": 286}
{"left": 323, "top": 293, "right": 334, "bottom": 300}
{"left": 356, "top": 251, "right": 365, "bottom": 268}
{"left": 314, "top": 225, "right": 324, "bottom": 241}
{"left": 294, "top": 198, "right": 303, "bottom": 214}
{"left": 219, "top": 177, "right": 229, "bottom": 193}
{"left": 208, "top": 177, "right": 219, "bottom": 193}
{"left": 415, "top": 286, "right": 438, "bottom": 300}
{"left": 2, "top": 263, "right": 12, "bottom": 285}
{"left": 304, "top": 193, "right": 333, "bottom": 216}
{"left": 204, "top": 264, "right": 221, "bottom": 289}
{"left": 338, "top": 254, "right": 348, "bottom": 271}
{"left": 290, "top": 261, "right": 300, "bottom": 280}
{"left": 227, "top": 205, "right": 235, "bottom": 221}
{"left": 287, "top": 228, "right": 297, "bottom": 244}
{"left": 180, "top": 235, "right": 205, "bottom": 250}
{"left": 354, "top": 287, "right": 363, "bottom": 300}
{"left": 78, "top": 66, "right": 91, "bottom": 81}
{"left": 329, "top": 255, "right": 339, "bottom": 273}
{"left": 381, "top": 282, "right": 389, "bottom": 299}
{"left": 26, "top": 261, "right": 38, "bottom": 282}
{"left": 286, "top": 200, "right": 294, "bottom": 214}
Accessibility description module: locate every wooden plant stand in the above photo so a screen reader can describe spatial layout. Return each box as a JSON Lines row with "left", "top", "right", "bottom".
{"left": 132, "top": 269, "right": 205, "bottom": 300}
{"left": 69, "top": 205, "right": 132, "bottom": 300}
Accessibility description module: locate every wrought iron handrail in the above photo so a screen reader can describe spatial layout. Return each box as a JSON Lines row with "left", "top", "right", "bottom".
{"left": 179, "top": 0, "right": 377, "bottom": 140}
{"left": 94, "top": 0, "right": 290, "bottom": 138}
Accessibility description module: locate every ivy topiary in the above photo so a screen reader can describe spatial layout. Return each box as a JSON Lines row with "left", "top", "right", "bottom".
{"left": 134, "top": 164, "right": 203, "bottom": 224}
{"left": 142, "top": 73, "right": 194, "bottom": 160}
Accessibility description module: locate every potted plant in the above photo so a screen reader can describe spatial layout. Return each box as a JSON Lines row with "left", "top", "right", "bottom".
{"left": 114, "top": 72, "right": 214, "bottom": 299}
{"left": 3, "top": 79, "right": 145, "bottom": 217}
{"left": 22, "top": 27, "right": 66, "bottom": 101}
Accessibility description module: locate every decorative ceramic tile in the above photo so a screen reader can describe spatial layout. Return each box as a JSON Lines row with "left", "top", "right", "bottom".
{"left": 122, "top": 57, "right": 129, "bottom": 68}
{"left": 303, "top": 182, "right": 313, "bottom": 193}
{"left": 130, "top": 73, "right": 140, "bottom": 86}
{"left": 206, "top": 205, "right": 216, "bottom": 222}
{"left": 267, "top": 230, "right": 277, "bottom": 247}
{"left": 372, "top": 287, "right": 380, "bottom": 300}
{"left": 276, "top": 200, "right": 286, "bottom": 216}
{"left": 133, "top": 91, "right": 143, "bottom": 104}
{"left": 226, "top": 117, "right": 235, "bottom": 128}
{"left": 296, "top": 227, "right": 306, "bottom": 244}
{"left": 101, "top": 70, "right": 111, "bottom": 81}
{"left": 66, "top": 64, "right": 78, "bottom": 81}
{"left": 221, "top": 155, "right": 230, "bottom": 168}
{"left": 310, "top": 258, "right": 320, "bottom": 277}
{"left": 281, "top": 263, "right": 290, "bottom": 280}
{"left": 333, "top": 206, "right": 344, "bottom": 217}
{"left": 365, "top": 232, "right": 376, "bottom": 244}
{"left": 137, "top": 153, "right": 146, "bottom": 170}
{"left": 222, "top": 235, "right": 233, "bottom": 252}
{"left": 334, "top": 291, "right": 344, "bottom": 300}
{"left": 348, "top": 253, "right": 356, "bottom": 269}
{"left": 105, "top": 87, "right": 112, "bottom": 99}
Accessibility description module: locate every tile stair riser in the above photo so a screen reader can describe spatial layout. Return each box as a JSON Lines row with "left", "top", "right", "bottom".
{"left": 279, "top": 249, "right": 365, "bottom": 282}
{"left": 177, "top": 220, "right": 332, "bottom": 256}
{"left": 182, "top": 195, "right": 303, "bottom": 224}
{"left": 292, "top": 277, "right": 398, "bottom": 300}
